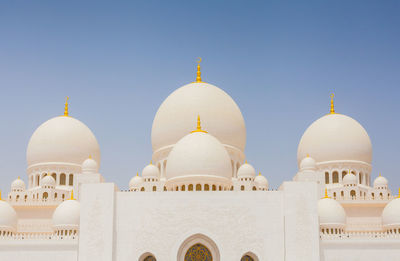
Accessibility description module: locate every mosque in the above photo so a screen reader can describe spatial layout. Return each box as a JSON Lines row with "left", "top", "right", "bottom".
{"left": 0, "top": 61, "right": 400, "bottom": 261}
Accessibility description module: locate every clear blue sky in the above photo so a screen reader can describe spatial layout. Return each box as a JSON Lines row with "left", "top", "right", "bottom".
{"left": 0, "top": 1, "right": 399, "bottom": 193}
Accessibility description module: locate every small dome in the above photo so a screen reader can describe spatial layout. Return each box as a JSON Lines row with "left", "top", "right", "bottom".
{"left": 41, "top": 175, "right": 56, "bottom": 188}
{"left": 11, "top": 178, "right": 25, "bottom": 191}
{"left": 237, "top": 162, "right": 256, "bottom": 178}
{"left": 254, "top": 173, "right": 269, "bottom": 190}
{"left": 343, "top": 173, "right": 357, "bottom": 186}
{"left": 297, "top": 113, "right": 372, "bottom": 166}
{"left": 142, "top": 163, "right": 160, "bottom": 178}
{"left": 27, "top": 116, "right": 100, "bottom": 169}
{"left": 318, "top": 195, "right": 346, "bottom": 228}
{"left": 0, "top": 200, "right": 17, "bottom": 231}
{"left": 129, "top": 174, "right": 144, "bottom": 190}
{"left": 166, "top": 127, "right": 232, "bottom": 186}
{"left": 382, "top": 196, "right": 400, "bottom": 230}
{"left": 52, "top": 199, "right": 80, "bottom": 230}
{"left": 374, "top": 175, "right": 388, "bottom": 189}
{"left": 82, "top": 157, "right": 99, "bottom": 174}
{"left": 299, "top": 156, "right": 317, "bottom": 171}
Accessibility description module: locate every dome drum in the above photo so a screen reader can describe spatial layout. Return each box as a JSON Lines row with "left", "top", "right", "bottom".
{"left": 165, "top": 175, "right": 232, "bottom": 191}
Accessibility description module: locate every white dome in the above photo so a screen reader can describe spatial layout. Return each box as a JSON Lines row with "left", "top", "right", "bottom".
{"left": 82, "top": 157, "right": 99, "bottom": 174}
{"left": 299, "top": 156, "right": 317, "bottom": 171}
{"left": 151, "top": 82, "right": 246, "bottom": 154}
{"left": 318, "top": 196, "right": 346, "bottom": 228}
{"left": 382, "top": 197, "right": 400, "bottom": 229}
{"left": 27, "top": 116, "right": 100, "bottom": 168}
{"left": 297, "top": 113, "right": 372, "bottom": 166}
{"left": 11, "top": 178, "right": 25, "bottom": 191}
{"left": 237, "top": 163, "right": 256, "bottom": 178}
{"left": 166, "top": 130, "right": 232, "bottom": 185}
{"left": 142, "top": 163, "right": 160, "bottom": 178}
{"left": 52, "top": 199, "right": 80, "bottom": 229}
{"left": 254, "top": 173, "right": 269, "bottom": 190}
{"left": 41, "top": 175, "right": 56, "bottom": 188}
{"left": 129, "top": 174, "right": 144, "bottom": 189}
{"left": 343, "top": 173, "right": 357, "bottom": 186}
{"left": 0, "top": 200, "right": 17, "bottom": 231}
{"left": 374, "top": 175, "right": 388, "bottom": 188}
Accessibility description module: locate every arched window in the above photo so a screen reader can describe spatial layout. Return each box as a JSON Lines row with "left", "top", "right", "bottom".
{"left": 60, "top": 173, "right": 66, "bottom": 185}
{"left": 163, "top": 186, "right": 167, "bottom": 191}
{"left": 371, "top": 192, "right": 375, "bottom": 199}
{"left": 204, "top": 184, "right": 209, "bottom": 191}
{"left": 333, "top": 192, "right": 336, "bottom": 199}
{"left": 219, "top": 186, "right": 222, "bottom": 191}
{"left": 241, "top": 253, "right": 258, "bottom": 261}
{"left": 212, "top": 185, "right": 216, "bottom": 191}
{"left": 185, "top": 244, "right": 212, "bottom": 261}
{"left": 252, "top": 186, "right": 257, "bottom": 191}
{"left": 332, "top": 171, "right": 338, "bottom": 183}
{"left": 231, "top": 160, "right": 234, "bottom": 177}
{"left": 342, "top": 171, "right": 347, "bottom": 180}
{"left": 139, "top": 254, "right": 156, "bottom": 261}
{"left": 350, "top": 190, "right": 356, "bottom": 197}
{"left": 51, "top": 173, "right": 57, "bottom": 183}
{"left": 24, "top": 195, "right": 27, "bottom": 200}
{"left": 43, "top": 192, "right": 48, "bottom": 199}
{"left": 55, "top": 193, "right": 58, "bottom": 199}
{"left": 359, "top": 173, "right": 362, "bottom": 184}
{"left": 241, "top": 185, "right": 245, "bottom": 191}
{"left": 341, "top": 191, "right": 344, "bottom": 197}
{"left": 325, "top": 172, "right": 329, "bottom": 184}
{"left": 141, "top": 187, "right": 145, "bottom": 192}
{"left": 188, "top": 184, "right": 193, "bottom": 191}
{"left": 36, "top": 175, "right": 40, "bottom": 186}
{"left": 16, "top": 195, "right": 19, "bottom": 201}
{"left": 181, "top": 185, "right": 186, "bottom": 191}
{"left": 152, "top": 186, "right": 157, "bottom": 191}
{"left": 196, "top": 184, "right": 201, "bottom": 191}
{"left": 69, "top": 174, "right": 73, "bottom": 186}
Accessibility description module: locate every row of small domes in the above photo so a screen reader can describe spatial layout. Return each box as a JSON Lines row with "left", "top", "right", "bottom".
{"left": 0, "top": 193, "right": 80, "bottom": 232}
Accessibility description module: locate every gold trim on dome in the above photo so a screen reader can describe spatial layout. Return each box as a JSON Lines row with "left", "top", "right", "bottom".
{"left": 330, "top": 93, "right": 335, "bottom": 114}
{"left": 195, "top": 57, "right": 202, "bottom": 83}
{"left": 191, "top": 115, "right": 208, "bottom": 133}
{"left": 64, "top": 96, "right": 70, "bottom": 117}
{"left": 324, "top": 188, "right": 330, "bottom": 198}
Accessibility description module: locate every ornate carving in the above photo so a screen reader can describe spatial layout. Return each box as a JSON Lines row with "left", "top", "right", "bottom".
{"left": 185, "top": 243, "right": 212, "bottom": 261}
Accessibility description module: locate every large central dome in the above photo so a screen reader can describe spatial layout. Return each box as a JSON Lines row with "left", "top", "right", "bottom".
{"left": 151, "top": 82, "right": 246, "bottom": 154}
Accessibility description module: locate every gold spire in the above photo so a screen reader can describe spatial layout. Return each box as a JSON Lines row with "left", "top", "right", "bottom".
{"left": 64, "top": 96, "right": 69, "bottom": 116}
{"left": 136, "top": 172, "right": 139, "bottom": 176}
{"left": 196, "top": 57, "right": 202, "bottom": 83}
{"left": 379, "top": 173, "right": 381, "bottom": 177}
{"left": 306, "top": 153, "right": 310, "bottom": 157}
{"left": 258, "top": 172, "right": 261, "bottom": 176}
{"left": 89, "top": 155, "right": 92, "bottom": 159}
{"left": 191, "top": 115, "right": 207, "bottom": 133}
{"left": 70, "top": 190, "right": 74, "bottom": 200}
{"left": 330, "top": 93, "right": 335, "bottom": 114}
{"left": 0, "top": 190, "right": 2, "bottom": 201}
{"left": 324, "top": 188, "right": 329, "bottom": 198}
{"left": 150, "top": 160, "right": 153, "bottom": 165}
{"left": 398, "top": 188, "right": 400, "bottom": 198}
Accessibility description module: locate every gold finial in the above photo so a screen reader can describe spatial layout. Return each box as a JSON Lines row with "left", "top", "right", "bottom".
{"left": 136, "top": 172, "right": 139, "bottom": 176}
{"left": 191, "top": 115, "right": 207, "bottom": 133}
{"left": 196, "top": 57, "right": 202, "bottom": 83}
{"left": 18, "top": 176, "right": 20, "bottom": 179}
{"left": 379, "top": 173, "right": 381, "bottom": 177}
{"left": 330, "top": 93, "right": 335, "bottom": 114}
{"left": 324, "top": 188, "right": 329, "bottom": 198}
{"left": 306, "top": 153, "right": 310, "bottom": 157}
{"left": 258, "top": 172, "right": 261, "bottom": 176}
{"left": 398, "top": 188, "right": 400, "bottom": 198}
{"left": 89, "top": 155, "right": 92, "bottom": 159}
{"left": 0, "top": 190, "right": 2, "bottom": 201}
{"left": 70, "top": 190, "right": 74, "bottom": 200}
{"left": 245, "top": 160, "right": 248, "bottom": 164}
{"left": 64, "top": 96, "right": 69, "bottom": 116}
{"left": 150, "top": 160, "right": 153, "bottom": 165}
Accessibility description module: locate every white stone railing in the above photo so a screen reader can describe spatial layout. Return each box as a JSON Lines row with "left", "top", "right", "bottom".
{"left": 0, "top": 232, "right": 78, "bottom": 241}
{"left": 321, "top": 231, "right": 400, "bottom": 240}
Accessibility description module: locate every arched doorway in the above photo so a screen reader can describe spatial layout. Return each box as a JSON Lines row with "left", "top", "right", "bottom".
{"left": 241, "top": 255, "right": 254, "bottom": 261}
{"left": 184, "top": 243, "right": 212, "bottom": 261}
{"left": 177, "top": 234, "right": 220, "bottom": 261}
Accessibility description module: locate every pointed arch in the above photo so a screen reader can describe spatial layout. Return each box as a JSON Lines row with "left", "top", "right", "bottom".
{"left": 177, "top": 233, "right": 220, "bottom": 261}
{"left": 241, "top": 252, "right": 259, "bottom": 261}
